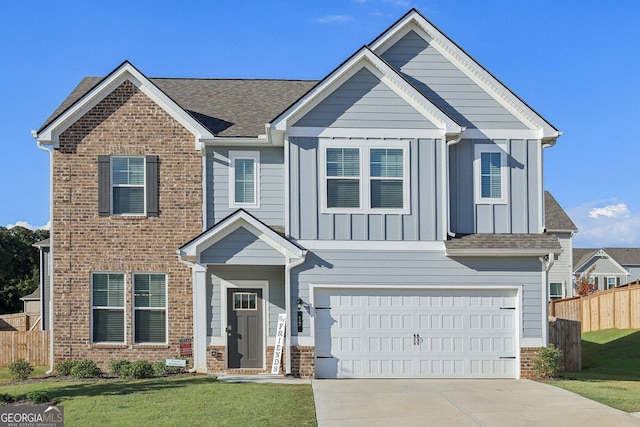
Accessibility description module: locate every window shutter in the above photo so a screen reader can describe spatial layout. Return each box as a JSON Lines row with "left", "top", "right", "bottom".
{"left": 617, "top": 277, "right": 621, "bottom": 286}
{"left": 98, "top": 155, "right": 111, "bottom": 216}
{"left": 146, "top": 155, "right": 159, "bottom": 216}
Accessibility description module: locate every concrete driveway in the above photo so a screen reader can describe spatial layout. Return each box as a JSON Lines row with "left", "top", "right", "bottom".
{"left": 312, "top": 379, "right": 640, "bottom": 427}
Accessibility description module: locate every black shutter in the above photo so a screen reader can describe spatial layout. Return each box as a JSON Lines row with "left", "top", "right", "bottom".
{"left": 98, "top": 155, "right": 111, "bottom": 216}
{"left": 146, "top": 155, "right": 159, "bottom": 216}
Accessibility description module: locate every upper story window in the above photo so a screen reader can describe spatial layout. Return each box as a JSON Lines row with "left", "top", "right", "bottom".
{"left": 98, "top": 155, "right": 159, "bottom": 217}
{"left": 320, "top": 139, "right": 409, "bottom": 214}
{"left": 91, "top": 273, "right": 125, "bottom": 343}
{"left": 229, "top": 151, "right": 260, "bottom": 208}
{"left": 474, "top": 143, "right": 507, "bottom": 204}
{"left": 112, "top": 156, "right": 145, "bottom": 215}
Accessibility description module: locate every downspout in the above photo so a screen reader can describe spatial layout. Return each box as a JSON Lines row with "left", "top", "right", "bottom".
{"left": 177, "top": 254, "right": 199, "bottom": 373}
{"left": 34, "top": 132, "right": 55, "bottom": 375}
{"left": 445, "top": 132, "right": 464, "bottom": 238}
{"left": 285, "top": 253, "right": 307, "bottom": 375}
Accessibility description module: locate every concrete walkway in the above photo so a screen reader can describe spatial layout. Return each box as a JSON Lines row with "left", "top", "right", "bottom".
{"left": 312, "top": 379, "right": 640, "bottom": 427}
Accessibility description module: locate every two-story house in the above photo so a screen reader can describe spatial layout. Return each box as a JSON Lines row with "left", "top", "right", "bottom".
{"left": 33, "top": 9, "right": 562, "bottom": 379}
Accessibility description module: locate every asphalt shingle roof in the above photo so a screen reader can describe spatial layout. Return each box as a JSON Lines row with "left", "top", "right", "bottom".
{"left": 544, "top": 191, "right": 577, "bottom": 232}
{"left": 446, "top": 233, "right": 562, "bottom": 252}
{"left": 39, "top": 77, "right": 318, "bottom": 137}
{"left": 573, "top": 247, "right": 640, "bottom": 269}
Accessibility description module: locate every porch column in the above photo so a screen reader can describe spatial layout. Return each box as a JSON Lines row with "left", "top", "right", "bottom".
{"left": 193, "top": 264, "right": 208, "bottom": 373}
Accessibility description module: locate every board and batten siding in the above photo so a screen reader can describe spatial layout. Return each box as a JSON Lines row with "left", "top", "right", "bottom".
{"left": 292, "top": 250, "right": 543, "bottom": 338}
{"left": 206, "top": 146, "right": 285, "bottom": 228}
{"left": 449, "top": 139, "right": 542, "bottom": 234}
{"left": 289, "top": 136, "right": 444, "bottom": 241}
{"left": 380, "top": 30, "right": 526, "bottom": 130}
{"left": 294, "top": 67, "right": 435, "bottom": 129}
{"left": 199, "top": 227, "right": 285, "bottom": 265}
{"left": 207, "top": 265, "right": 285, "bottom": 338}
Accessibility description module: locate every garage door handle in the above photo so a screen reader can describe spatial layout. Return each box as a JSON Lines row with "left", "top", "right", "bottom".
{"left": 316, "top": 356, "right": 334, "bottom": 359}
{"left": 499, "top": 356, "right": 516, "bottom": 359}
{"left": 413, "top": 334, "right": 423, "bottom": 346}
{"left": 500, "top": 307, "right": 516, "bottom": 310}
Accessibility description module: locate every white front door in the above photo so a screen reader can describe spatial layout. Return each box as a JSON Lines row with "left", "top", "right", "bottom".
{"left": 314, "top": 288, "right": 517, "bottom": 379}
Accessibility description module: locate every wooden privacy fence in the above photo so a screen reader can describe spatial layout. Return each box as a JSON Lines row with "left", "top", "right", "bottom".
{"left": 0, "top": 313, "right": 41, "bottom": 331}
{"left": 548, "top": 317, "right": 581, "bottom": 371}
{"left": 0, "top": 330, "right": 49, "bottom": 367}
{"left": 549, "top": 284, "right": 640, "bottom": 333}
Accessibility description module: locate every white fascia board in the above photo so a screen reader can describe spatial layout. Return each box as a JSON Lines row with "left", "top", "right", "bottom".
{"left": 36, "top": 62, "right": 214, "bottom": 150}
{"left": 203, "top": 136, "right": 271, "bottom": 147}
{"left": 370, "top": 14, "right": 561, "bottom": 140}
{"left": 271, "top": 48, "right": 461, "bottom": 135}
{"left": 446, "top": 248, "right": 563, "bottom": 257}
{"left": 179, "top": 211, "right": 304, "bottom": 260}
{"left": 294, "top": 239, "right": 446, "bottom": 252}
{"left": 461, "top": 129, "right": 545, "bottom": 141}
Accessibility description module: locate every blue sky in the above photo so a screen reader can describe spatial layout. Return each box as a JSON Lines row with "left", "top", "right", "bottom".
{"left": 2, "top": 0, "right": 639, "bottom": 247}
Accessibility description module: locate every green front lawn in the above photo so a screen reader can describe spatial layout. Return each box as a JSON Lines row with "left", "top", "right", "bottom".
{"left": 547, "top": 328, "right": 640, "bottom": 412}
{"left": 0, "top": 373, "right": 317, "bottom": 426}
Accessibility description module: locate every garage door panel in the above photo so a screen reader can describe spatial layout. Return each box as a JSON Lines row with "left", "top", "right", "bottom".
{"left": 315, "top": 288, "right": 518, "bottom": 379}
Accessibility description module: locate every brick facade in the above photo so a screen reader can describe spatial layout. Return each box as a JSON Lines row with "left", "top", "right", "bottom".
{"left": 52, "top": 80, "right": 202, "bottom": 370}
{"left": 520, "top": 347, "right": 542, "bottom": 379}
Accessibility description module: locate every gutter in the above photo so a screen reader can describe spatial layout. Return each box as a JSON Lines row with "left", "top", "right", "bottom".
{"left": 445, "top": 131, "right": 465, "bottom": 238}
{"left": 33, "top": 131, "right": 55, "bottom": 375}
{"left": 284, "top": 253, "right": 307, "bottom": 376}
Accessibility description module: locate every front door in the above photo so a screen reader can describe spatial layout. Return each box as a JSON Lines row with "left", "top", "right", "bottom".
{"left": 227, "top": 288, "right": 263, "bottom": 368}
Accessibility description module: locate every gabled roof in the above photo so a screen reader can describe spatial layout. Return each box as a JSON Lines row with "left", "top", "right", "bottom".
{"left": 573, "top": 248, "right": 640, "bottom": 271}
{"left": 33, "top": 238, "right": 50, "bottom": 248}
{"left": 270, "top": 46, "right": 463, "bottom": 136}
{"left": 544, "top": 191, "right": 578, "bottom": 232}
{"left": 36, "top": 61, "right": 318, "bottom": 144}
{"left": 369, "top": 9, "right": 561, "bottom": 142}
{"left": 178, "top": 209, "right": 305, "bottom": 263}
{"left": 446, "top": 233, "right": 562, "bottom": 257}
{"left": 20, "top": 287, "right": 40, "bottom": 301}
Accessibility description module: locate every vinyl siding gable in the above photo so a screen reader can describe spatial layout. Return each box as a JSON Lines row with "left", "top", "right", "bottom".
{"left": 199, "top": 227, "right": 285, "bottom": 265}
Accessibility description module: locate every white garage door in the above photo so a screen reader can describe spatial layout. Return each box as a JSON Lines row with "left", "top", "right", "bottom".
{"left": 314, "top": 288, "right": 517, "bottom": 379}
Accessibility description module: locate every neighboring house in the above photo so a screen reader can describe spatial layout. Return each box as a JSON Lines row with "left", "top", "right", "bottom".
{"left": 544, "top": 192, "right": 578, "bottom": 300}
{"left": 20, "top": 287, "right": 40, "bottom": 314}
{"left": 33, "top": 9, "right": 563, "bottom": 379}
{"left": 573, "top": 248, "right": 640, "bottom": 291}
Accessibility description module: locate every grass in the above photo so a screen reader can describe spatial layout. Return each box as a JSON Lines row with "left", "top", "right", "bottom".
{"left": 0, "top": 371, "right": 317, "bottom": 426}
{"left": 546, "top": 328, "right": 640, "bottom": 412}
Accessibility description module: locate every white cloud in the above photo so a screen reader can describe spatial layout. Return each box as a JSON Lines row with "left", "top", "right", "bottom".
{"left": 568, "top": 200, "right": 640, "bottom": 247}
{"left": 6, "top": 221, "right": 50, "bottom": 231}
{"left": 314, "top": 15, "right": 353, "bottom": 24}
{"left": 383, "top": 0, "right": 411, "bottom": 6}
{"left": 588, "top": 203, "right": 630, "bottom": 219}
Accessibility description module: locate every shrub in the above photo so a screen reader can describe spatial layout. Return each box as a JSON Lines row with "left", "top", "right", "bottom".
{"left": 8, "top": 359, "right": 33, "bottom": 382}
{"left": 121, "top": 360, "right": 154, "bottom": 380}
{"left": 56, "top": 360, "right": 78, "bottom": 377}
{"left": 533, "top": 344, "right": 562, "bottom": 378}
{"left": 153, "top": 361, "right": 183, "bottom": 377}
{"left": 108, "top": 359, "right": 131, "bottom": 377}
{"left": 70, "top": 360, "right": 102, "bottom": 379}
{"left": 0, "top": 393, "right": 14, "bottom": 405}
{"left": 26, "top": 391, "right": 49, "bottom": 404}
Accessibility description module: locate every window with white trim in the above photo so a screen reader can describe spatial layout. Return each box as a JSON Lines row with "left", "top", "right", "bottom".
{"left": 549, "top": 282, "right": 563, "bottom": 300}
{"left": 91, "top": 273, "right": 125, "bottom": 343}
{"left": 606, "top": 276, "right": 617, "bottom": 290}
{"left": 474, "top": 144, "right": 507, "bottom": 204}
{"left": 112, "top": 156, "right": 145, "bottom": 215}
{"left": 133, "top": 273, "right": 167, "bottom": 344}
{"left": 321, "top": 140, "right": 409, "bottom": 213}
{"left": 229, "top": 151, "right": 260, "bottom": 208}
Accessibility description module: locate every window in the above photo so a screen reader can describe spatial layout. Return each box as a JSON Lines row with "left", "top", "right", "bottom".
{"left": 133, "top": 274, "right": 167, "bottom": 344}
{"left": 229, "top": 151, "right": 260, "bottom": 208}
{"left": 233, "top": 292, "right": 258, "bottom": 311}
{"left": 549, "top": 283, "right": 563, "bottom": 300}
{"left": 474, "top": 144, "right": 507, "bottom": 204}
{"left": 98, "top": 155, "right": 159, "bottom": 216}
{"left": 91, "top": 273, "right": 125, "bottom": 343}
{"left": 326, "top": 148, "right": 360, "bottom": 208}
{"left": 606, "top": 277, "right": 617, "bottom": 290}
{"left": 370, "top": 149, "right": 404, "bottom": 209}
{"left": 112, "top": 157, "right": 145, "bottom": 215}
{"left": 321, "top": 140, "right": 408, "bottom": 213}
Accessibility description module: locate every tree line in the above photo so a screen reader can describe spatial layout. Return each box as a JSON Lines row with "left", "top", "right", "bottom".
{"left": 0, "top": 226, "right": 49, "bottom": 314}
